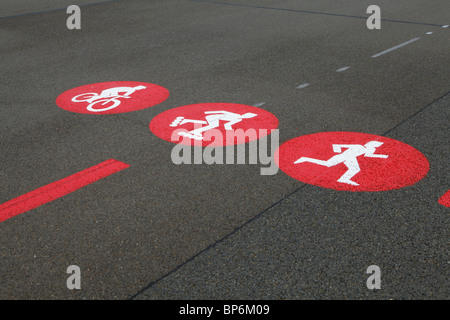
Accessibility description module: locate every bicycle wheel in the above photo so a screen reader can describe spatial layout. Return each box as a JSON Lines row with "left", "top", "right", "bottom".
{"left": 87, "top": 99, "right": 121, "bottom": 112}
{"left": 72, "top": 93, "right": 98, "bottom": 102}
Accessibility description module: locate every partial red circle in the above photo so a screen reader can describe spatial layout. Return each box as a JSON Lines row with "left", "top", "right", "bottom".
{"left": 56, "top": 81, "right": 169, "bottom": 114}
{"left": 275, "top": 132, "right": 429, "bottom": 192}
{"left": 150, "top": 103, "right": 279, "bottom": 147}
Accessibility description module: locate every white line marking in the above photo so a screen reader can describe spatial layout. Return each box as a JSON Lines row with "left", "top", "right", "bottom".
{"left": 371, "top": 37, "right": 421, "bottom": 58}
{"left": 442, "top": 25, "right": 449, "bottom": 28}
{"left": 253, "top": 102, "right": 265, "bottom": 107}
{"left": 336, "top": 66, "right": 350, "bottom": 72}
{"left": 426, "top": 32, "right": 433, "bottom": 35}
{"left": 296, "top": 83, "right": 310, "bottom": 89}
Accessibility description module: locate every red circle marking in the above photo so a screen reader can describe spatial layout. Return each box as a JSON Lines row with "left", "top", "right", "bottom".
{"left": 150, "top": 103, "right": 279, "bottom": 147}
{"left": 275, "top": 132, "right": 429, "bottom": 192}
{"left": 56, "top": 81, "right": 169, "bottom": 114}
{"left": 438, "top": 190, "right": 450, "bottom": 207}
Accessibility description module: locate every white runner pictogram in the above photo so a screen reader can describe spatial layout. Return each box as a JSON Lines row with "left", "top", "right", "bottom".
{"left": 294, "top": 141, "right": 388, "bottom": 186}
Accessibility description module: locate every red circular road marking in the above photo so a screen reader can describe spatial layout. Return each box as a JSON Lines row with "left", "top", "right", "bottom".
{"left": 150, "top": 103, "right": 279, "bottom": 146}
{"left": 438, "top": 190, "right": 450, "bottom": 207}
{"left": 275, "top": 132, "right": 429, "bottom": 192}
{"left": 56, "top": 81, "right": 169, "bottom": 114}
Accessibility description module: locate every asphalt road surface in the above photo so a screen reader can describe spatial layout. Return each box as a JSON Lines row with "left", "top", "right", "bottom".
{"left": 0, "top": 0, "right": 448, "bottom": 300}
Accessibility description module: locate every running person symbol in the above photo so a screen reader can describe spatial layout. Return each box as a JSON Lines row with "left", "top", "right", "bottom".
{"left": 170, "top": 110, "right": 257, "bottom": 140}
{"left": 276, "top": 132, "right": 429, "bottom": 192}
{"left": 294, "top": 141, "right": 388, "bottom": 186}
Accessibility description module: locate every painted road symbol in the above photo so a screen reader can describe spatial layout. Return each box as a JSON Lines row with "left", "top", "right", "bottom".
{"left": 56, "top": 81, "right": 169, "bottom": 114}
{"left": 275, "top": 132, "right": 429, "bottom": 191}
{"left": 150, "top": 103, "right": 279, "bottom": 147}
{"left": 294, "top": 140, "right": 389, "bottom": 186}
{"left": 438, "top": 190, "right": 450, "bottom": 207}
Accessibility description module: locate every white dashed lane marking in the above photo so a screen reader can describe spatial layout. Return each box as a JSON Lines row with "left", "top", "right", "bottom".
{"left": 253, "top": 102, "right": 266, "bottom": 107}
{"left": 371, "top": 37, "right": 421, "bottom": 58}
{"left": 336, "top": 66, "right": 350, "bottom": 72}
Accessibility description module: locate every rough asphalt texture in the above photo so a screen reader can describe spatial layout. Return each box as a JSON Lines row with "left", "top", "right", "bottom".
{"left": 0, "top": 0, "right": 448, "bottom": 299}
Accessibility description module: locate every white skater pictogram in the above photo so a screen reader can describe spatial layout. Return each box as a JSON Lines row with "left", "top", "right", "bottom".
{"left": 71, "top": 85, "right": 146, "bottom": 112}
{"left": 294, "top": 141, "right": 388, "bottom": 186}
{"left": 170, "top": 110, "right": 257, "bottom": 140}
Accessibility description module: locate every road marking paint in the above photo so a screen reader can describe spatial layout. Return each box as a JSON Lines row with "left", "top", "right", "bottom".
{"left": 442, "top": 25, "right": 449, "bottom": 28}
{"left": 296, "top": 83, "right": 310, "bottom": 89}
{"left": 371, "top": 37, "right": 421, "bottom": 58}
{"left": 275, "top": 132, "right": 429, "bottom": 192}
{"left": 253, "top": 102, "right": 266, "bottom": 107}
{"left": 426, "top": 32, "right": 433, "bottom": 35}
{"left": 0, "top": 159, "right": 130, "bottom": 223}
{"left": 438, "top": 190, "right": 450, "bottom": 207}
{"left": 56, "top": 81, "right": 169, "bottom": 115}
{"left": 336, "top": 67, "right": 350, "bottom": 72}
{"left": 150, "top": 103, "right": 279, "bottom": 147}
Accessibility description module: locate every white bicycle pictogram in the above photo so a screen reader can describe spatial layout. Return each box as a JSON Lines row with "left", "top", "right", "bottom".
{"left": 71, "top": 85, "right": 146, "bottom": 112}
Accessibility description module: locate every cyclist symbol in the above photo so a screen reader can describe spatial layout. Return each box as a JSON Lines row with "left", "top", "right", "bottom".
{"left": 71, "top": 85, "right": 147, "bottom": 112}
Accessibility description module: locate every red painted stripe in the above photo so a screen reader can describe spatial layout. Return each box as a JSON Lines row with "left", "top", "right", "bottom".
{"left": 438, "top": 190, "right": 450, "bottom": 208}
{"left": 0, "top": 159, "right": 130, "bottom": 223}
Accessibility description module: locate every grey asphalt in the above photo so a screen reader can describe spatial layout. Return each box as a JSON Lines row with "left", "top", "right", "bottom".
{"left": 0, "top": 0, "right": 448, "bottom": 299}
